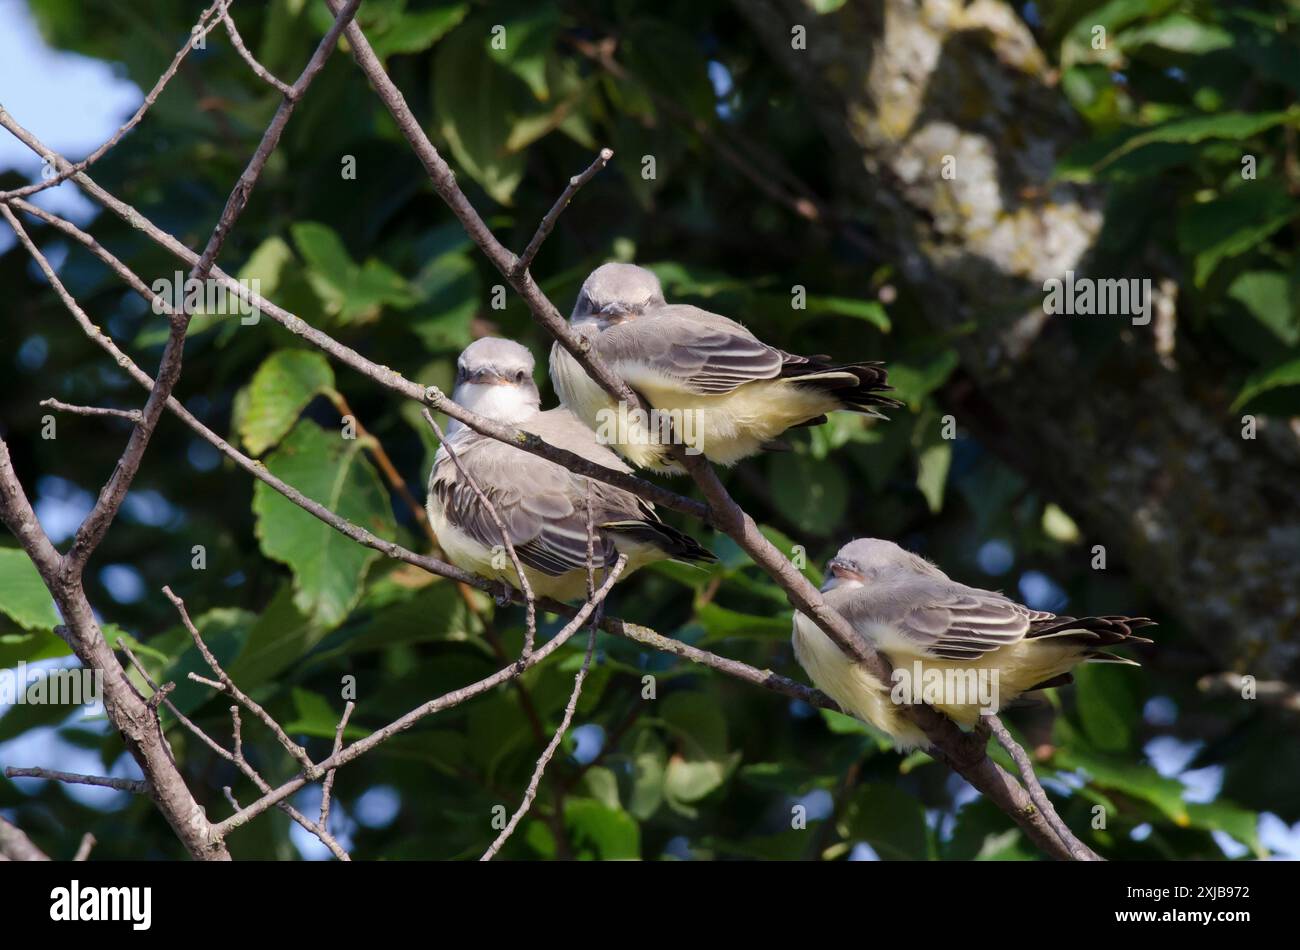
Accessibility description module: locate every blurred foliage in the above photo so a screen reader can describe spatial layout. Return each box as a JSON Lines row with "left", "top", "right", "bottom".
{"left": 1, "top": 0, "right": 1297, "bottom": 860}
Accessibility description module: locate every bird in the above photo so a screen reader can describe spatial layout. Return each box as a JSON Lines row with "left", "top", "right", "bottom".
{"left": 427, "top": 337, "right": 716, "bottom": 602}
{"left": 791, "top": 538, "right": 1154, "bottom": 750}
{"left": 548, "top": 262, "right": 901, "bottom": 473}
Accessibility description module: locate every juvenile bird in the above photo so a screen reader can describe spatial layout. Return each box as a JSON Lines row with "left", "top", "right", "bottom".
{"left": 549, "top": 262, "right": 900, "bottom": 473}
{"left": 427, "top": 337, "right": 715, "bottom": 602}
{"left": 792, "top": 538, "right": 1154, "bottom": 750}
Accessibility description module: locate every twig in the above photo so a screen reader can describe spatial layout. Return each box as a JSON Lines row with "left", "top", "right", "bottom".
{"left": 116, "top": 640, "right": 350, "bottom": 861}
{"left": 4, "top": 767, "right": 148, "bottom": 795}
{"left": 218, "top": 0, "right": 296, "bottom": 97}
{"left": 0, "top": 816, "right": 50, "bottom": 861}
{"left": 163, "top": 586, "right": 317, "bottom": 776}
{"left": 985, "top": 714, "right": 1100, "bottom": 861}
{"left": 212, "top": 554, "right": 627, "bottom": 838}
{"left": 513, "top": 147, "right": 614, "bottom": 276}
{"left": 39, "top": 398, "right": 142, "bottom": 423}
{"left": 0, "top": 2, "right": 226, "bottom": 201}
{"left": 320, "top": 701, "right": 356, "bottom": 832}
{"left": 480, "top": 614, "right": 605, "bottom": 860}
{"left": 72, "top": 833, "right": 97, "bottom": 862}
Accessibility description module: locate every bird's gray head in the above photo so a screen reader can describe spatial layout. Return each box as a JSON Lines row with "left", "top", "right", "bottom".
{"left": 451, "top": 337, "right": 540, "bottom": 427}
{"left": 571, "top": 262, "right": 665, "bottom": 329}
{"left": 822, "top": 538, "right": 946, "bottom": 592}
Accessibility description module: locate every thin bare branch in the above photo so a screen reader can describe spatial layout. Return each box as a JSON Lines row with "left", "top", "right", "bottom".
{"left": 514, "top": 147, "right": 614, "bottom": 276}
{"left": 218, "top": 0, "right": 295, "bottom": 97}
{"left": 0, "top": 816, "right": 50, "bottom": 861}
{"left": 39, "top": 398, "right": 142, "bottom": 423}
{"left": 320, "top": 701, "right": 356, "bottom": 832}
{"left": 73, "top": 833, "right": 97, "bottom": 862}
{"left": 4, "top": 767, "right": 148, "bottom": 795}
{"left": 986, "top": 714, "right": 1100, "bottom": 861}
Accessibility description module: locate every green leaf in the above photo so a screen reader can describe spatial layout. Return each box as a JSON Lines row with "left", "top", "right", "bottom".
{"left": 694, "top": 601, "right": 790, "bottom": 642}
{"left": 0, "top": 548, "right": 59, "bottom": 631}
{"left": 282, "top": 687, "right": 362, "bottom": 740}
{"left": 252, "top": 420, "right": 396, "bottom": 628}
{"left": 1227, "top": 271, "right": 1299, "bottom": 347}
{"left": 804, "top": 295, "right": 890, "bottom": 332}
{"left": 661, "top": 691, "right": 739, "bottom": 812}
{"left": 768, "top": 452, "right": 848, "bottom": 537}
{"left": 224, "top": 585, "right": 326, "bottom": 691}
{"left": 840, "top": 784, "right": 929, "bottom": 859}
{"left": 1231, "top": 357, "right": 1300, "bottom": 412}
{"left": 886, "top": 349, "right": 960, "bottom": 409}
{"left": 239, "top": 349, "right": 336, "bottom": 455}
{"left": 0, "top": 630, "right": 70, "bottom": 667}
{"left": 916, "top": 440, "right": 952, "bottom": 514}
{"left": 291, "top": 221, "right": 416, "bottom": 323}
{"left": 1091, "top": 112, "right": 1292, "bottom": 171}
{"left": 1186, "top": 801, "right": 1264, "bottom": 858}
{"left": 487, "top": 9, "right": 560, "bottom": 101}
{"left": 1074, "top": 663, "right": 1140, "bottom": 753}
{"left": 1118, "top": 14, "right": 1233, "bottom": 54}
{"left": 1053, "top": 746, "right": 1189, "bottom": 825}
{"left": 563, "top": 798, "right": 640, "bottom": 860}
{"left": 369, "top": 3, "right": 469, "bottom": 59}
{"left": 1178, "top": 184, "right": 1300, "bottom": 286}
{"left": 434, "top": 20, "right": 526, "bottom": 204}
{"left": 628, "top": 727, "right": 667, "bottom": 820}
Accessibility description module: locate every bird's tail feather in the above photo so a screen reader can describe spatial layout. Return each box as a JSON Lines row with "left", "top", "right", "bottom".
{"left": 603, "top": 519, "right": 716, "bottom": 564}
{"left": 781, "top": 359, "right": 904, "bottom": 416}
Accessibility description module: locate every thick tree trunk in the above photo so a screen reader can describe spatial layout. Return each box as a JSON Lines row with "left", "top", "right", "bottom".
{"left": 734, "top": 0, "right": 1300, "bottom": 677}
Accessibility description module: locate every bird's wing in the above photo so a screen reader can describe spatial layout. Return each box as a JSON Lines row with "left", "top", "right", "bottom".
{"left": 890, "top": 584, "right": 1048, "bottom": 661}
{"left": 431, "top": 432, "right": 636, "bottom": 577}
{"left": 597, "top": 304, "right": 785, "bottom": 395}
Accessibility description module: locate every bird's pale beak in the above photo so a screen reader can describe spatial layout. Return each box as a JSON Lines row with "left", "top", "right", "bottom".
{"left": 597, "top": 302, "right": 636, "bottom": 324}
{"left": 827, "top": 558, "right": 865, "bottom": 583}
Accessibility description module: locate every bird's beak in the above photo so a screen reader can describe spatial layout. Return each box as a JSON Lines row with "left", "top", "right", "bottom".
{"left": 827, "top": 558, "right": 865, "bottom": 584}
{"left": 466, "top": 369, "right": 515, "bottom": 386}
{"left": 597, "top": 301, "right": 636, "bottom": 324}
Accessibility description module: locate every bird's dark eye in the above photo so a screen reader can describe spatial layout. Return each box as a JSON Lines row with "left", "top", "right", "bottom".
{"left": 514, "top": 370, "right": 526, "bottom": 384}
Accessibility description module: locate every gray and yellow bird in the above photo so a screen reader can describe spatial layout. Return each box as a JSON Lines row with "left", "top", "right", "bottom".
{"left": 793, "top": 538, "right": 1154, "bottom": 750}
{"left": 549, "top": 263, "right": 900, "bottom": 473}
{"left": 427, "top": 337, "right": 715, "bottom": 602}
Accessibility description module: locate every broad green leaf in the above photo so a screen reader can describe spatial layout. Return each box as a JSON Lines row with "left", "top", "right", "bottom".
{"left": 239, "top": 349, "right": 336, "bottom": 455}
{"left": 804, "top": 295, "right": 891, "bottom": 332}
{"left": 487, "top": 9, "right": 560, "bottom": 101}
{"left": 0, "top": 630, "right": 70, "bottom": 667}
{"left": 282, "top": 687, "right": 363, "bottom": 740}
{"left": 1227, "top": 271, "right": 1299, "bottom": 347}
{"left": 564, "top": 798, "right": 640, "bottom": 860}
{"left": 252, "top": 420, "right": 396, "bottom": 628}
{"left": 369, "top": 3, "right": 468, "bottom": 59}
{"left": 1118, "top": 14, "right": 1233, "bottom": 54}
{"left": 1186, "top": 801, "right": 1264, "bottom": 858}
{"left": 0, "top": 548, "right": 59, "bottom": 631}
{"left": 916, "top": 440, "right": 951, "bottom": 514}
{"left": 661, "top": 691, "right": 739, "bottom": 812}
{"left": 225, "top": 585, "right": 326, "bottom": 690}
{"left": 434, "top": 20, "right": 526, "bottom": 204}
{"left": 1231, "top": 357, "right": 1300, "bottom": 412}
{"left": 628, "top": 728, "right": 667, "bottom": 820}
{"left": 291, "top": 221, "right": 416, "bottom": 323}
{"left": 1091, "top": 112, "right": 1292, "bottom": 171}
{"left": 1178, "top": 183, "right": 1299, "bottom": 286}
{"left": 887, "top": 349, "right": 960, "bottom": 409}
{"left": 1053, "top": 746, "right": 1189, "bottom": 825}
{"left": 1074, "top": 663, "right": 1140, "bottom": 753}
{"left": 768, "top": 452, "right": 848, "bottom": 537}
{"left": 840, "top": 784, "right": 930, "bottom": 859}
{"left": 694, "top": 601, "right": 790, "bottom": 642}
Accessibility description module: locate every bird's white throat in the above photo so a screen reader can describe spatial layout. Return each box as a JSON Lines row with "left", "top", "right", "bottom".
{"left": 449, "top": 382, "right": 539, "bottom": 435}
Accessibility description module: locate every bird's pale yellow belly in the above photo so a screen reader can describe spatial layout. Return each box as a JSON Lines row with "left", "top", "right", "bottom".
{"left": 791, "top": 613, "right": 1084, "bottom": 751}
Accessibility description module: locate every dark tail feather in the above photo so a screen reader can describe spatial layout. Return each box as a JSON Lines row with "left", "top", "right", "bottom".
{"left": 1025, "top": 672, "right": 1075, "bottom": 691}
{"left": 781, "top": 358, "right": 904, "bottom": 416}
{"left": 603, "top": 519, "right": 716, "bottom": 564}
{"left": 1027, "top": 615, "right": 1156, "bottom": 654}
